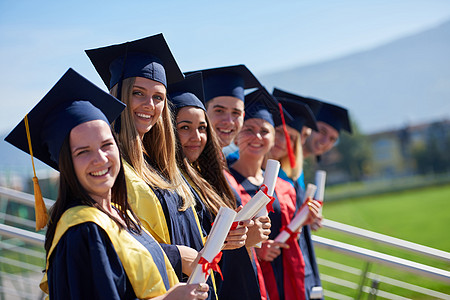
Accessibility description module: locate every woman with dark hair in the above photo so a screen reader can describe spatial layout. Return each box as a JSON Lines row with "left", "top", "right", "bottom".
{"left": 5, "top": 68, "right": 209, "bottom": 300}
{"left": 169, "top": 73, "right": 276, "bottom": 300}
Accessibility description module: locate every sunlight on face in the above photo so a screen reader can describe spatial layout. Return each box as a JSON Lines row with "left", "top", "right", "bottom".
{"left": 206, "top": 96, "right": 244, "bottom": 148}
{"left": 176, "top": 106, "right": 208, "bottom": 162}
{"left": 236, "top": 118, "right": 275, "bottom": 159}
{"left": 130, "top": 77, "right": 167, "bottom": 138}
{"left": 70, "top": 120, "right": 120, "bottom": 202}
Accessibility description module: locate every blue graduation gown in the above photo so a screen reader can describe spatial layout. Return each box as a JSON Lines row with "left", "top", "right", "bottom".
{"left": 230, "top": 168, "right": 305, "bottom": 300}
{"left": 48, "top": 222, "right": 170, "bottom": 300}
{"left": 216, "top": 169, "right": 263, "bottom": 300}
{"left": 151, "top": 185, "right": 216, "bottom": 300}
{"left": 283, "top": 169, "right": 322, "bottom": 300}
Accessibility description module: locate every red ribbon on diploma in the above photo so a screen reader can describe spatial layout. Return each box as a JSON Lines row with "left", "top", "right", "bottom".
{"left": 260, "top": 184, "right": 275, "bottom": 213}
{"left": 280, "top": 225, "right": 299, "bottom": 242}
{"left": 199, "top": 251, "right": 224, "bottom": 280}
{"left": 211, "top": 221, "right": 239, "bottom": 230}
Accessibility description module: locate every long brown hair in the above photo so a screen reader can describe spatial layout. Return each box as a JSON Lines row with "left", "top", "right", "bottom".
{"left": 277, "top": 126, "right": 303, "bottom": 180}
{"left": 44, "top": 134, "right": 141, "bottom": 253}
{"left": 110, "top": 77, "right": 195, "bottom": 210}
{"left": 174, "top": 108, "right": 236, "bottom": 215}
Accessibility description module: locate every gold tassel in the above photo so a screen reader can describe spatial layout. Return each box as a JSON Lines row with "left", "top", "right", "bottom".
{"left": 24, "top": 115, "right": 48, "bottom": 231}
{"left": 32, "top": 176, "right": 48, "bottom": 231}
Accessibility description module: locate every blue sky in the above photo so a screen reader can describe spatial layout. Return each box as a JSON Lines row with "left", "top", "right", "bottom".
{"left": 1, "top": 0, "right": 450, "bottom": 133}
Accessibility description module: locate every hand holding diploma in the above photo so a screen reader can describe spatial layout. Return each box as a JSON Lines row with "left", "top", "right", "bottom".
{"left": 255, "top": 239, "right": 289, "bottom": 262}
{"left": 222, "top": 206, "right": 252, "bottom": 250}
{"left": 311, "top": 170, "right": 326, "bottom": 231}
{"left": 188, "top": 207, "right": 237, "bottom": 284}
{"left": 274, "top": 184, "right": 320, "bottom": 243}
{"left": 255, "top": 159, "right": 280, "bottom": 217}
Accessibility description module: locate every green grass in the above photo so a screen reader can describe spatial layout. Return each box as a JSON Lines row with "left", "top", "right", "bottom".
{"left": 314, "top": 184, "right": 450, "bottom": 299}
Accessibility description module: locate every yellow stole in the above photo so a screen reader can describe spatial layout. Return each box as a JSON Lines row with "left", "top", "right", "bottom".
{"left": 39, "top": 206, "right": 178, "bottom": 299}
{"left": 123, "top": 161, "right": 217, "bottom": 298}
{"left": 123, "top": 160, "right": 171, "bottom": 244}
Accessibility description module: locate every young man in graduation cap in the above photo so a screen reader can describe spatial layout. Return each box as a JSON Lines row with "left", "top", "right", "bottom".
{"left": 186, "top": 65, "right": 261, "bottom": 149}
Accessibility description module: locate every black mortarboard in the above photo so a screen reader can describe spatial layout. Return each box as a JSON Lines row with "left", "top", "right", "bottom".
{"left": 276, "top": 98, "right": 318, "bottom": 133}
{"left": 4, "top": 68, "right": 126, "bottom": 171}
{"left": 85, "top": 33, "right": 184, "bottom": 89}
{"left": 186, "top": 65, "right": 261, "bottom": 103}
{"left": 272, "top": 88, "right": 322, "bottom": 117}
{"left": 317, "top": 102, "right": 352, "bottom": 134}
{"left": 244, "top": 87, "right": 288, "bottom": 127}
{"left": 168, "top": 72, "right": 206, "bottom": 113}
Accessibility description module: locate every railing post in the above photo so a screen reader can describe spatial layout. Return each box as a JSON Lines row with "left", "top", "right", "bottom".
{"left": 356, "top": 262, "right": 371, "bottom": 300}
{"left": 0, "top": 195, "right": 6, "bottom": 300}
{"left": 367, "top": 279, "right": 380, "bottom": 300}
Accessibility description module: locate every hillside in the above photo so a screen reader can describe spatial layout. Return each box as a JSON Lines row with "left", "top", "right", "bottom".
{"left": 260, "top": 20, "right": 450, "bottom": 133}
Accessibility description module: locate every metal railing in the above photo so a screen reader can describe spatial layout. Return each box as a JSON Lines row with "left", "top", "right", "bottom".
{"left": 1, "top": 186, "right": 449, "bottom": 299}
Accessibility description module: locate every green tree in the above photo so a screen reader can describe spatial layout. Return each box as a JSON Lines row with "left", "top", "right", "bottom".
{"left": 334, "top": 121, "right": 373, "bottom": 181}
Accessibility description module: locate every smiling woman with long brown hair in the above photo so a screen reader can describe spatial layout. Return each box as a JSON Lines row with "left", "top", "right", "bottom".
{"left": 5, "top": 68, "right": 209, "bottom": 300}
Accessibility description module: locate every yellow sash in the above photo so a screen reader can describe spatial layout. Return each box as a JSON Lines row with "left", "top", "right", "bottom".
{"left": 123, "top": 160, "right": 171, "bottom": 244}
{"left": 183, "top": 173, "right": 218, "bottom": 298}
{"left": 39, "top": 206, "right": 178, "bottom": 299}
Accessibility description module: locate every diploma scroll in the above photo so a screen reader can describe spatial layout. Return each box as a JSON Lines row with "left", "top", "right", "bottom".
{"left": 314, "top": 170, "right": 326, "bottom": 214}
{"left": 255, "top": 159, "right": 280, "bottom": 218}
{"left": 234, "top": 190, "right": 271, "bottom": 222}
{"left": 188, "top": 207, "right": 237, "bottom": 284}
{"left": 274, "top": 184, "right": 317, "bottom": 243}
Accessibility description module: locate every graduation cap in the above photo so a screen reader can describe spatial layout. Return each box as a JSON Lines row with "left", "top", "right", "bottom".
{"left": 272, "top": 87, "right": 351, "bottom": 134}
{"left": 85, "top": 33, "right": 184, "bottom": 89}
{"left": 186, "top": 65, "right": 261, "bottom": 103}
{"left": 317, "top": 102, "right": 352, "bottom": 134}
{"left": 245, "top": 87, "right": 298, "bottom": 168}
{"left": 168, "top": 72, "right": 206, "bottom": 113}
{"left": 4, "top": 68, "right": 125, "bottom": 230}
{"left": 244, "top": 87, "right": 285, "bottom": 127}
{"left": 272, "top": 87, "right": 322, "bottom": 117}
{"left": 275, "top": 98, "right": 318, "bottom": 133}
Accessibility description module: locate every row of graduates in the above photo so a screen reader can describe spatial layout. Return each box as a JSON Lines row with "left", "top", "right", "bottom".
{"left": 6, "top": 33, "right": 351, "bottom": 300}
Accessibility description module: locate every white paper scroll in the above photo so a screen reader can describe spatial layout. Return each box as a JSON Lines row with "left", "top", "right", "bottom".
{"left": 314, "top": 170, "right": 326, "bottom": 215}
{"left": 255, "top": 159, "right": 280, "bottom": 218}
{"left": 314, "top": 170, "right": 326, "bottom": 202}
{"left": 234, "top": 190, "right": 271, "bottom": 222}
{"left": 274, "top": 184, "right": 317, "bottom": 243}
{"left": 188, "top": 207, "right": 237, "bottom": 284}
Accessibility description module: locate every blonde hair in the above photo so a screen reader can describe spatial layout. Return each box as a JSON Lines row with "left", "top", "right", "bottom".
{"left": 279, "top": 129, "right": 303, "bottom": 181}
{"left": 111, "top": 77, "right": 195, "bottom": 210}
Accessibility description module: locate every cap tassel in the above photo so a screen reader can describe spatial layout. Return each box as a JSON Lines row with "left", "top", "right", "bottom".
{"left": 278, "top": 103, "right": 296, "bottom": 168}
{"left": 24, "top": 115, "right": 48, "bottom": 231}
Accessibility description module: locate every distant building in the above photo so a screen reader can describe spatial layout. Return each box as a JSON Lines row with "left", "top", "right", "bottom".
{"left": 317, "top": 118, "right": 450, "bottom": 184}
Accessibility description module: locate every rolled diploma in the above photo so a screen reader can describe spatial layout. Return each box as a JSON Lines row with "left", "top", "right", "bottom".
{"left": 314, "top": 170, "right": 326, "bottom": 214}
{"left": 234, "top": 190, "right": 271, "bottom": 222}
{"left": 188, "top": 207, "right": 237, "bottom": 284}
{"left": 255, "top": 159, "right": 280, "bottom": 217}
{"left": 274, "top": 184, "right": 317, "bottom": 243}
{"left": 314, "top": 170, "right": 326, "bottom": 202}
